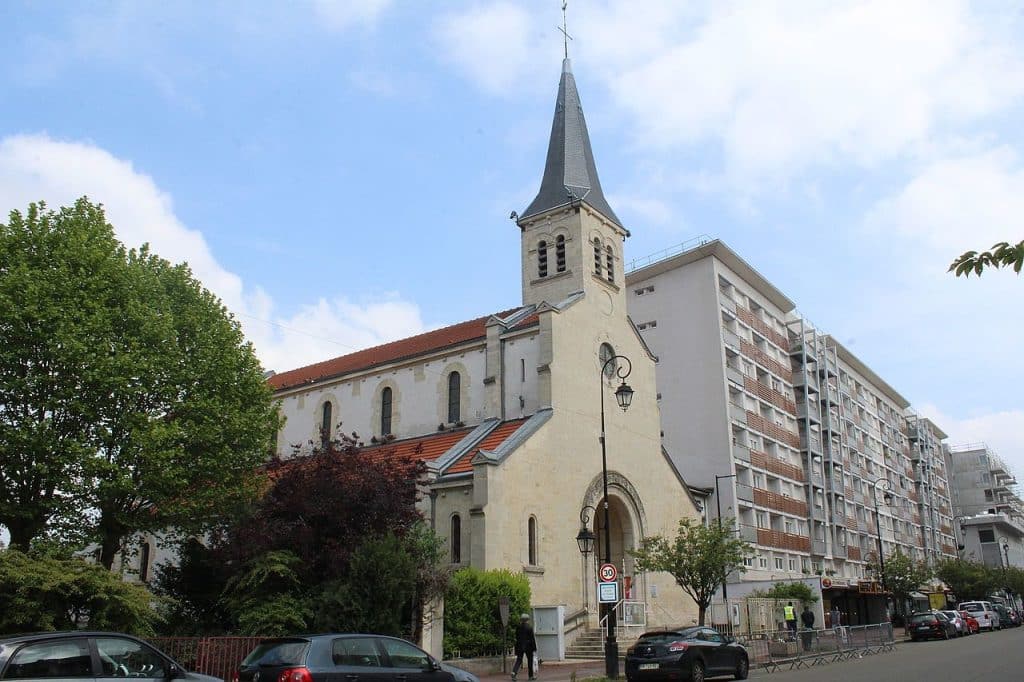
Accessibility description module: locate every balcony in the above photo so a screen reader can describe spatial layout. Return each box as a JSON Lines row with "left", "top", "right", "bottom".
{"left": 753, "top": 487, "right": 810, "bottom": 516}
{"left": 726, "top": 365, "right": 745, "bottom": 387}
{"left": 801, "top": 432, "right": 823, "bottom": 454}
{"left": 847, "top": 546, "right": 862, "bottom": 561}
{"left": 732, "top": 442, "right": 751, "bottom": 464}
{"left": 757, "top": 528, "right": 812, "bottom": 552}
{"left": 719, "top": 293, "right": 737, "bottom": 315}
{"left": 797, "top": 400, "right": 821, "bottom": 423}
{"left": 739, "top": 524, "right": 758, "bottom": 543}
{"left": 729, "top": 402, "right": 748, "bottom": 425}
{"left": 736, "top": 484, "right": 754, "bottom": 503}
{"left": 812, "top": 539, "right": 827, "bottom": 555}
{"left": 722, "top": 329, "right": 742, "bottom": 353}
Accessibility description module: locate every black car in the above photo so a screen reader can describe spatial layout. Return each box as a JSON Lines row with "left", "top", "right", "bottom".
{"left": 907, "top": 611, "right": 958, "bottom": 641}
{"left": 0, "top": 631, "right": 221, "bottom": 682}
{"left": 234, "top": 635, "right": 477, "bottom": 682}
{"left": 625, "top": 627, "right": 748, "bottom": 682}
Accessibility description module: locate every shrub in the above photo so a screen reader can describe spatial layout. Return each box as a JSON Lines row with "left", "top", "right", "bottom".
{"left": 443, "top": 568, "right": 530, "bottom": 658}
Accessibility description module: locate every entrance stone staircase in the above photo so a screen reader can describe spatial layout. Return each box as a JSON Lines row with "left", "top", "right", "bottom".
{"left": 564, "top": 628, "right": 642, "bottom": 659}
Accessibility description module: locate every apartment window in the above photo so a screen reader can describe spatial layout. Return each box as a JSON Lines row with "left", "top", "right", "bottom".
{"left": 537, "top": 240, "right": 548, "bottom": 277}
{"left": 984, "top": 489, "right": 994, "bottom": 501}
{"left": 555, "top": 235, "right": 566, "bottom": 272}
{"left": 979, "top": 529, "right": 995, "bottom": 543}
{"left": 447, "top": 372, "right": 461, "bottom": 423}
{"left": 744, "top": 557, "right": 753, "bottom": 567}
{"left": 774, "top": 557, "right": 784, "bottom": 570}
{"left": 788, "top": 558, "right": 797, "bottom": 571}
{"left": 759, "top": 557, "right": 768, "bottom": 569}
{"left": 451, "top": 514, "right": 462, "bottom": 563}
{"left": 380, "top": 387, "right": 393, "bottom": 436}
{"left": 756, "top": 512, "right": 768, "bottom": 528}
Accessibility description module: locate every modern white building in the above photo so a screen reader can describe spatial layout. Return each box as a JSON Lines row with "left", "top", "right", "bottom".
{"left": 948, "top": 443, "right": 1024, "bottom": 569}
{"left": 625, "top": 239, "right": 956, "bottom": 624}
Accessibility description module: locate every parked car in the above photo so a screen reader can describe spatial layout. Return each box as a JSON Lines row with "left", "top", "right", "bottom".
{"left": 907, "top": 611, "right": 958, "bottom": 641}
{"left": 959, "top": 610, "right": 981, "bottom": 634}
{"left": 0, "top": 631, "right": 221, "bottom": 682}
{"left": 992, "top": 604, "right": 1019, "bottom": 628}
{"left": 939, "top": 610, "right": 969, "bottom": 636}
{"left": 958, "top": 601, "right": 1001, "bottom": 631}
{"left": 234, "top": 635, "right": 477, "bottom": 682}
{"left": 625, "top": 626, "right": 748, "bottom": 682}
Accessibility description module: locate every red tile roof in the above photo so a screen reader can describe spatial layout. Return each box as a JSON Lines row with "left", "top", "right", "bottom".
{"left": 446, "top": 418, "right": 530, "bottom": 474}
{"left": 361, "top": 427, "right": 474, "bottom": 466}
{"left": 269, "top": 308, "right": 523, "bottom": 391}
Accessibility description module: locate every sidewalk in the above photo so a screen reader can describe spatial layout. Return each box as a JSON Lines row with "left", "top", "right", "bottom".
{"left": 478, "top": 659, "right": 606, "bottom": 682}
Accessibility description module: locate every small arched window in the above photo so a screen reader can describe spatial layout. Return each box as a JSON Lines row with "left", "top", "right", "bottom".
{"left": 593, "top": 238, "right": 602, "bottom": 275}
{"left": 606, "top": 245, "right": 615, "bottom": 283}
{"left": 528, "top": 517, "right": 538, "bottom": 566}
{"left": 451, "top": 514, "right": 462, "bottom": 563}
{"left": 381, "top": 387, "right": 393, "bottom": 436}
{"left": 321, "top": 401, "right": 333, "bottom": 448}
{"left": 555, "top": 235, "right": 566, "bottom": 272}
{"left": 447, "top": 372, "right": 461, "bottom": 424}
{"left": 537, "top": 241, "right": 548, "bottom": 278}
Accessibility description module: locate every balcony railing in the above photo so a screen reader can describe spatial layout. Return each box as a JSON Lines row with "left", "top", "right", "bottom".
{"left": 847, "top": 546, "right": 862, "bottom": 560}
{"left": 757, "top": 528, "right": 812, "bottom": 552}
{"left": 753, "top": 487, "right": 809, "bottom": 516}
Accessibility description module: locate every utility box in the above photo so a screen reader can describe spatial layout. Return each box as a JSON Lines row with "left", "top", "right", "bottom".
{"left": 532, "top": 605, "right": 565, "bottom": 661}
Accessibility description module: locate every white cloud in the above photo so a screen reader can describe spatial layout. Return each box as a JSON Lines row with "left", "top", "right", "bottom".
{"left": 311, "top": 0, "right": 393, "bottom": 32}
{"left": 917, "top": 403, "right": 1024, "bottom": 483}
{"left": 0, "top": 133, "right": 426, "bottom": 372}
{"left": 433, "top": 2, "right": 554, "bottom": 96}
{"left": 865, "top": 147, "right": 1024, "bottom": 254}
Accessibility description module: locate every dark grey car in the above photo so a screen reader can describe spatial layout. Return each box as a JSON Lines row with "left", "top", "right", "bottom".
{"left": 0, "top": 632, "right": 221, "bottom": 682}
{"left": 235, "top": 635, "right": 472, "bottom": 682}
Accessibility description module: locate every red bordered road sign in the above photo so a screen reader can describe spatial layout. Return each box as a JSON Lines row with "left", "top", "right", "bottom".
{"left": 599, "top": 563, "right": 618, "bottom": 583}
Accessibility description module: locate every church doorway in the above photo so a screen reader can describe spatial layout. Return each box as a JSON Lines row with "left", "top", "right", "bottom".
{"left": 589, "top": 495, "right": 643, "bottom": 612}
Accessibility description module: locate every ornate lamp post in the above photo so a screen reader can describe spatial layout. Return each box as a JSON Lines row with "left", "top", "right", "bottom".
{"left": 596, "top": 353, "right": 633, "bottom": 679}
{"left": 870, "top": 478, "right": 894, "bottom": 616}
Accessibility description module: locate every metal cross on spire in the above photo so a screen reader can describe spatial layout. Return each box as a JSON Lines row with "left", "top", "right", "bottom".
{"left": 558, "top": 1, "right": 573, "bottom": 59}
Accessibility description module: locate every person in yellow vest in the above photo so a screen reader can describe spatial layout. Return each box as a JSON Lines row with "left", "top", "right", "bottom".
{"left": 784, "top": 602, "right": 798, "bottom": 639}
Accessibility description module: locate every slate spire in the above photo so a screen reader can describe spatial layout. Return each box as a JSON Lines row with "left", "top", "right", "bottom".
{"left": 520, "top": 58, "right": 622, "bottom": 228}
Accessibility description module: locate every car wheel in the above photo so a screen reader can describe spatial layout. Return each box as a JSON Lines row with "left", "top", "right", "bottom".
{"left": 733, "top": 655, "right": 748, "bottom": 680}
{"left": 942, "top": 628, "right": 950, "bottom": 640}
{"left": 691, "top": 659, "right": 706, "bottom": 682}
{"left": 909, "top": 636, "right": 918, "bottom": 642}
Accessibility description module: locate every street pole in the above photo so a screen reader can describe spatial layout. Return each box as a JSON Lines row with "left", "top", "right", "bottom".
{"left": 598, "top": 354, "right": 633, "bottom": 680}
{"left": 715, "top": 474, "right": 737, "bottom": 602}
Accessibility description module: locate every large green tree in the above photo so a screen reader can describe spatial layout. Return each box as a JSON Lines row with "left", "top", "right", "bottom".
{"left": 630, "top": 518, "right": 754, "bottom": 625}
{"left": 949, "top": 240, "right": 1024, "bottom": 277}
{"left": 868, "top": 549, "right": 930, "bottom": 614}
{"left": 0, "top": 198, "right": 279, "bottom": 565}
{"left": 935, "top": 558, "right": 999, "bottom": 602}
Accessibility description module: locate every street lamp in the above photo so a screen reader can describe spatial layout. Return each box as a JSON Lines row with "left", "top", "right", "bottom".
{"left": 870, "top": 478, "right": 894, "bottom": 595}
{"left": 598, "top": 353, "right": 633, "bottom": 680}
{"left": 577, "top": 506, "right": 597, "bottom": 556}
{"left": 715, "top": 473, "right": 737, "bottom": 601}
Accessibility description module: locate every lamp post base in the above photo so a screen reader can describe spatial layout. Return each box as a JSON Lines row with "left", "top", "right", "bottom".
{"left": 604, "top": 637, "right": 619, "bottom": 679}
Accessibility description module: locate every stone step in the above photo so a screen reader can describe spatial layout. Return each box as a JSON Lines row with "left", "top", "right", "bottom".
{"left": 565, "top": 629, "right": 640, "bottom": 659}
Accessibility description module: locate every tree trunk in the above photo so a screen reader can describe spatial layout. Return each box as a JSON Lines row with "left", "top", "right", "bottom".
{"left": 98, "top": 512, "right": 126, "bottom": 570}
{"left": 698, "top": 605, "right": 707, "bottom": 625}
{"left": 6, "top": 519, "right": 42, "bottom": 552}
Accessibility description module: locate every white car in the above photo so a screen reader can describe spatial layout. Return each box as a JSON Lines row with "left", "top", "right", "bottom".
{"left": 958, "top": 601, "right": 1001, "bottom": 631}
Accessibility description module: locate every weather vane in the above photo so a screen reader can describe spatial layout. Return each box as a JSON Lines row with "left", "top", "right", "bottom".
{"left": 557, "top": 1, "right": 573, "bottom": 59}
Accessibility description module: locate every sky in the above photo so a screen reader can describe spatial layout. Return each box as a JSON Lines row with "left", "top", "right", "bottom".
{"left": 2, "top": 1, "right": 1023, "bottom": 476}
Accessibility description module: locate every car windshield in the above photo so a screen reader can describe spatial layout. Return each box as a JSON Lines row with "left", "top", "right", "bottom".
{"left": 909, "top": 614, "right": 938, "bottom": 624}
{"left": 961, "top": 603, "right": 984, "bottom": 612}
{"left": 241, "top": 641, "right": 309, "bottom": 666}
{"left": 941, "top": 611, "right": 959, "bottom": 619}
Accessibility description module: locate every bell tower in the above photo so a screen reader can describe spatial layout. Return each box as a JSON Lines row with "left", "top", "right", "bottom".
{"left": 516, "top": 58, "right": 630, "bottom": 310}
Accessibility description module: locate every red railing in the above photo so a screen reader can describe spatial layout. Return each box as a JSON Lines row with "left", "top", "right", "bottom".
{"left": 148, "top": 637, "right": 263, "bottom": 682}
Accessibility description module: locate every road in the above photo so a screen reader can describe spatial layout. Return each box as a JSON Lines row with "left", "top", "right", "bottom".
{"left": 751, "top": 628, "right": 1024, "bottom": 681}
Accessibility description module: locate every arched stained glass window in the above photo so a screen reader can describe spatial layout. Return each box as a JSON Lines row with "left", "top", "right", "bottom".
{"left": 448, "top": 372, "right": 461, "bottom": 424}
{"left": 381, "top": 387, "right": 393, "bottom": 436}
{"left": 451, "top": 514, "right": 462, "bottom": 563}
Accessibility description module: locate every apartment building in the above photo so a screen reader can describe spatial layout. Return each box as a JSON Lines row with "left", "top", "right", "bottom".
{"left": 948, "top": 443, "right": 1024, "bottom": 569}
{"left": 626, "top": 239, "right": 956, "bottom": 621}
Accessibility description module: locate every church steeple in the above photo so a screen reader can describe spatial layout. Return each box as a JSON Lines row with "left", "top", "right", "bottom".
{"left": 519, "top": 58, "right": 622, "bottom": 228}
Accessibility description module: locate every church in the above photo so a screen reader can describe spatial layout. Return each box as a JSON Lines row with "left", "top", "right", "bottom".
{"left": 268, "top": 57, "right": 702, "bottom": 654}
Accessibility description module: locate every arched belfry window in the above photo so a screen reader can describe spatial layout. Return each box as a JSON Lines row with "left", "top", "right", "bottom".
{"left": 321, "top": 401, "right": 333, "bottom": 449}
{"left": 606, "top": 245, "right": 615, "bottom": 283}
{"left": 555, "top": 235, "right": 566, "bottom": 272}
{"left": 537, "top": 241, "right": 548, "bottom": 278}
{"left": 447, "top": 372, "right": 461, "bottom": 424}
{"left": 528, "top": 516, "right": 538, "bottom": 565}
{"left": 599, "top": 342, "right": 617, "bottom": 378}
{"left": 451, "top": 514, "right": 462, "bottom": 563}
{"left": 381, "top": 387, "right": 393, "bottom": 436}
{"left": 593, "top": 238, "right": 602, "bottom": 275}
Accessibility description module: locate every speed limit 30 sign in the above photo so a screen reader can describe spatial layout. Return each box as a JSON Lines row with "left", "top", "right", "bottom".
{"left": 599, "top": 563, "right": 618, "bottom": 583}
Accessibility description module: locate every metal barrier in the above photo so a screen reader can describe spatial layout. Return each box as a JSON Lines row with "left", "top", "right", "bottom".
{"left": 148, "top": 637, "right": 264, "bottom": 682}
{"left": 735, "top": 623, "right": 895, "bottom": 673}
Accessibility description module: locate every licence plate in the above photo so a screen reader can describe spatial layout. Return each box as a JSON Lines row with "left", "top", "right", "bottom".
{"left": 639, "top": 663, "right": 659, "bottom": 670}
{"left": 915, "top": 626, "right": 930, "bottom": 630}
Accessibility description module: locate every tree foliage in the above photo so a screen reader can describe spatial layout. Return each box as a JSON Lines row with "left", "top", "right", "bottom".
{"left": 443, "top": 568, "right": 531, "bottom": 658}
{"left": 949, "top": 240, "right": 1024, "bottom": 277}
{"left": 0, "top": 198, "right": 279, "bottom": 565}
{"left": 935, "top": 558, "right": 999, "bottom": 602}
{"left": 868, "top": 549, "right": 931, "bottom": 610}
{"left": 0, "top": 549, "right": 159, "bottom": 635}
{"left": 630, "top": 518, "right": 754, "bottom": 625}
{"left": 752, "top": 581, "right": 819, "bottom": 604}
